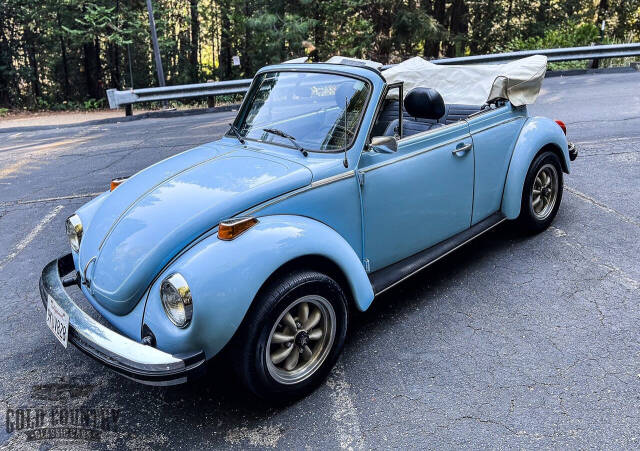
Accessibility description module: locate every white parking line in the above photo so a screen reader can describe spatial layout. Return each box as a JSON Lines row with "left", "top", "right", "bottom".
{"left": 326, "top": 364, "right": 365, "bottom": 450}
{"left": 0, "top": 205, "right": 64, "bottom": 270}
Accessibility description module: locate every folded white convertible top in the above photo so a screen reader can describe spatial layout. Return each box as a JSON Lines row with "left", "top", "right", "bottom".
{"left": 382, "top": 55, "right": 547, "bottom": 106}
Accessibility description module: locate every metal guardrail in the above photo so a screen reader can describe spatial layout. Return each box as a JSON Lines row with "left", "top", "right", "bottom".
{"left": 106, "top": 43, "right": 640, "bottom": 114}
{"left": 432, "top": 42, "right": 640, "bottom": 65}
{"left": 106, "top": 78, "right": 251, "bottom": 114}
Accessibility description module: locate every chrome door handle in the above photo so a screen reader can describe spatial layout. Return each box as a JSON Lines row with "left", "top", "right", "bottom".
{"left": 452, "top": 143, "right": 472, "bottom": 155}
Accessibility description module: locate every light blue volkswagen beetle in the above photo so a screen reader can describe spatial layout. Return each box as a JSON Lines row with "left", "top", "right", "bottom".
{"left": 40, "top": 59, "right": 577, "bottom": 401}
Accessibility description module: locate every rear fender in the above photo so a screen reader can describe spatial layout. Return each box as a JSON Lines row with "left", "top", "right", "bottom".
{"left": 142, "top": 215, "right": 374, "bottom": 358}
{"left": 501, "top": 117, "right": 570, "bottom": 219}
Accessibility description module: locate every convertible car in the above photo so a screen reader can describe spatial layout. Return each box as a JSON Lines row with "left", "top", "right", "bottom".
{"left": 40, "top": 55, "right": 577, "bottom": 401}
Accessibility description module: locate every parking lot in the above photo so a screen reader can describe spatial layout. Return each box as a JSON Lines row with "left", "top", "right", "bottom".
{"left": 1, "top": 70, "right": 639, "bottom": 449}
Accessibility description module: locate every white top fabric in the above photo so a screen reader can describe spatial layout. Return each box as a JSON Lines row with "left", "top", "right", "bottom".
{"left": 325, "top": 56, "right": 384, "bottom": 70}
{"left": 283, "top": 56, "right": 309, "bottom": 64}
{"left": 382, "top": 55, "right": 547, "bottom": 106}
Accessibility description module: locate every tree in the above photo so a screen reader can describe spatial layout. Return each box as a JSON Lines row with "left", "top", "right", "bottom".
{"left": 1, "top": 0, "right": 638, "bottom": 110}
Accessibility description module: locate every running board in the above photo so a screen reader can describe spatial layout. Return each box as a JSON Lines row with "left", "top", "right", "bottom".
{"left": 369, "top": 213, "right": 507, "bottom": 295}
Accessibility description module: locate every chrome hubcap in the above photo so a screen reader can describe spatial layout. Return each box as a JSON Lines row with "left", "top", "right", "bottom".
{"left": 266, "top": 295, "right": 335, "bottom": 385}
{"left": 531, "top": 164, "right": 558, "bottom": 220}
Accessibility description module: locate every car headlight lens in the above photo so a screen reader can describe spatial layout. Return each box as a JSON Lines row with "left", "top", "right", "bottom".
{"left": 160, "top": 273, "right": 193, "bottom": 328}
{"left": 65, "top": 214, "right": 83, "bottom": 252}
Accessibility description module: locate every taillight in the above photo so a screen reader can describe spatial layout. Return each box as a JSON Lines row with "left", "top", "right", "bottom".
{"left": 554, "top": 120, "right": 567, "bottom": 135}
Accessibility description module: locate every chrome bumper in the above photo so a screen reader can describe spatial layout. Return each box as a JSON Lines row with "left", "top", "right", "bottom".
{"left": 39, "top": 254, "right": 205, "bottom": 386}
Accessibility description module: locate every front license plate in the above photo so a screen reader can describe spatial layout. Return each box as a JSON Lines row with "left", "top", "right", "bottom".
{"left": 46, "top": 295, "right": 69, "bottom": 348}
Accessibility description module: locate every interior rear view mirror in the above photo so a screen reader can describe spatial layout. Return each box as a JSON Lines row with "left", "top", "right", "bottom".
{"left": 369, "top": 136, "right": 398, "bottom": 154}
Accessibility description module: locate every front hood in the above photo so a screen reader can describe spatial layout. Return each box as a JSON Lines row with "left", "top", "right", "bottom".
{"left": 79, "top": 141, "right": 312, "bottom": 315}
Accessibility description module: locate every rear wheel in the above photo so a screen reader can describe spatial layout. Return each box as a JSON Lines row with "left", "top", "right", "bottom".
{"left": 517, "top": 151, "right": 563, "bottom": 234}
{"left": 230, "top": 270, "right": 348, "bottom": 402}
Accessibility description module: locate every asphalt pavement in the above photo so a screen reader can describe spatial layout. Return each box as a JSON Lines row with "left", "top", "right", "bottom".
{"left": 1, "top": 71, "right": 639, "bottom": 449}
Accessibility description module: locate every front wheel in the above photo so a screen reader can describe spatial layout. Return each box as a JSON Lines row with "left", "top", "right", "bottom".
{"left": 230, "top": 270, "right": 348, "bottom": 402}
{"left": 517, "top": 150, "right": 563, "bottom": 234}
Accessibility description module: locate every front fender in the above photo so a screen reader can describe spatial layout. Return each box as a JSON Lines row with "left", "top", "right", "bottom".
{"left": 142, "top": 215, "right": 374, "bottom": 359}
{"left": 501, "top": 117, "right": 570, "bottom": 219}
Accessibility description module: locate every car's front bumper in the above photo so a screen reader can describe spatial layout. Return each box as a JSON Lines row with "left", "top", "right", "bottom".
{"left": 39, "top": 254, "right": 205, "bottom": 386}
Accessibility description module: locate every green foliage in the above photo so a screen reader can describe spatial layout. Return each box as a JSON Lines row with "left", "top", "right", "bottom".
{"left": 503, "top": 22, "right": 600, "bottom": 52}
{"left": 83, "top": 98, "right": 106, "bottom": 110}
{"left": 0, "top": 108, "right": 8, "bottom": 117}
{"left": 502, "top": 22, "right": 602, "bottom": 69}
{"left": 1, "top": 0, "right": 639, "bottom": 111}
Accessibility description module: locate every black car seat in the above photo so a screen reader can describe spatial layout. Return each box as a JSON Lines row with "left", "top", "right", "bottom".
{"left": 371, "top": 99, "right": 412, "bottom": 136}
{"left": 383, "top": 87, "right": 446, "bottom": 137}
{"left": 442, "top": 104, "right": 483, "bottom": 124}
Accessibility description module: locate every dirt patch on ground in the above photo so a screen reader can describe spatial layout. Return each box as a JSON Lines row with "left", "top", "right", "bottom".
{"left": 0, "top": 110, "right": 152, "bottom": 129}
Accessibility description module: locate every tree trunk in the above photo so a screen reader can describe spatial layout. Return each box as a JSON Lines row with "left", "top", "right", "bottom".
{"left": 23, "top": 28, "right": 41, "bottom": 102}
{"left": 0, "top": 8, "right": 14, "bottom": 107}
{"left": 596, "top": 0, "right": 608, "bottom": 30}
{"left": 446, "top": 0, "right": 468, "bottom": 57}
{"left": 83, "top": 40, "right": 101, "bottom": 99}
{"left": 108, "top": 43, "right": 121, "bottom": 89}
{"left": 242, "top": 0, "right": 252, "bottom": 76}
{"left": 219, "top": 4, "right": 232, "bottom": 79}
{"left": 424, "top": 0, "right": 445, "bottom": 58}
{"left": 56, "top": 13, "right": 70, "bottom": 100}
{"left": 111, "top": 0, "right": 121, "bottom": 89}
{"left": 535, "top": 0, "right": 551, "bottom": 35}
{"left": 312, "top": 1, "right": 324, "bottom": 60}
{"left": 189, "top": 0, "right": 199, "bottom": 82}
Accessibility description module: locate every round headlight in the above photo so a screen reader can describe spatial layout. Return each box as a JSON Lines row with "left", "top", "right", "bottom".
{"left": 160, "top": 273, "right": 193, "bottom": 328}
{"left": 65, "top": 214, "right": 83, "bottom": 252}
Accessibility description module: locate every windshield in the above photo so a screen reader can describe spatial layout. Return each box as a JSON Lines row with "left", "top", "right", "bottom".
{"left": 230, "top": 71, "right": 371, "bottom": 153}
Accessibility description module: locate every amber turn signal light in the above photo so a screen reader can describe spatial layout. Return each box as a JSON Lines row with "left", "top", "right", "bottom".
{"left": 218, "top": 217, "right": 258, "bottom": 241}
{"left": 110, "top": 177, "right": 129, "bottom": 191}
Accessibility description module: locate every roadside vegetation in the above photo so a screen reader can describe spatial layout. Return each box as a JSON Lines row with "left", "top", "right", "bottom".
{"left": 1, "top": 0, "right": 638, "bottom": 113}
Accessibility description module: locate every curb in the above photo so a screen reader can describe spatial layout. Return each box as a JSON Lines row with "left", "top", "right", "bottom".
{"left": 0, "top": 104, "right": 240, "bottom": 134}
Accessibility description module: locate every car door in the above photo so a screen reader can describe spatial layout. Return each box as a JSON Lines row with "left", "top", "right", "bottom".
{"left": 358, "top": 121, "right": 475, "bottom": 272}
{"left": 465, "top": 104, "right": 527, "bottom": 225}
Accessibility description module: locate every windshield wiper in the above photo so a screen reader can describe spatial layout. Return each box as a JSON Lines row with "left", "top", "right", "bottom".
{"left": 228, "top": 123, "right": 245, "bottom": 144}
{"left": 263, "top": 128, "right": 308, "bottom": 156}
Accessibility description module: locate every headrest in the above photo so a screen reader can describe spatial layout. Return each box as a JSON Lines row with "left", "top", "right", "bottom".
{"left": 404, "top": 87, "right": 445, "bottom": 120}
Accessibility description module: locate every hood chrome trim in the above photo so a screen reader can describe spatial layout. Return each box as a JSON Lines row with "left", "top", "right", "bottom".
{"left": 242, "top": 170, "right": 355, "bottom": 216}
{"left": 82, "top": 256, "right": 97, "bottom": 287}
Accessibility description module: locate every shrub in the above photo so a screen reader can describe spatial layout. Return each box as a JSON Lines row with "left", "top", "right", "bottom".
{"left": 502, "top": 22, "right": 601, "bottom": 70}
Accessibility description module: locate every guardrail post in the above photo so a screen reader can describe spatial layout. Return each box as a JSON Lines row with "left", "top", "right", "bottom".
{"left": 589, "top": 43, "right": 600, "bottom": 69}
{"left": 206, "top": 80, "right": 215, "bottom": 108}
{"left": 125, "top": 105, "right": 133, "bottom": 117}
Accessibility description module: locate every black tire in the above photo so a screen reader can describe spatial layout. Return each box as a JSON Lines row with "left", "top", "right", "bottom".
{"left": 229, "top": 270, "right": 349, "bottom": 403}
{"left": 517, "top": 150, "right": 563, "bottom": 234}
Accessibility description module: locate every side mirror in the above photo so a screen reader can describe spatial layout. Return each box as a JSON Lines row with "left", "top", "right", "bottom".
{"left": 369, "top": 136, "right": 398, "bottom": 154}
